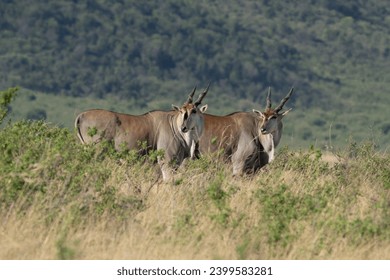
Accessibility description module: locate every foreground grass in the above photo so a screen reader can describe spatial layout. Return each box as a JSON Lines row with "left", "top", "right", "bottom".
{"left": 0, "top": 121, "right": 389, "bottom": 259}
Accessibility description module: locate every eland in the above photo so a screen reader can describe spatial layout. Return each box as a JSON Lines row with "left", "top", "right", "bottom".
{"left": 199, "top": 87, "right": 293, "bottom": 175}
{"left": 75, "top": 86, "right": 209, "bottom": 181}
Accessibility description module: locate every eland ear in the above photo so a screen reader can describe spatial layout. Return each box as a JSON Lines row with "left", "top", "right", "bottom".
{"left": 172, "top": 105, "right": 180, "bottom": 111}
{"left": 200, "top": 104, "right": 208, "bottom": 113}
{"left": 281, "top": 108, "right": 292, "bottom": 117}
{"left": 252, "top": 109, "right": 264, "bottom": 117}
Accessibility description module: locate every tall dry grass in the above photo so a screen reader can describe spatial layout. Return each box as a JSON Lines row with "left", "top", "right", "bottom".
{"left": 1, "top": 121, "right": 389, "bottom": 259}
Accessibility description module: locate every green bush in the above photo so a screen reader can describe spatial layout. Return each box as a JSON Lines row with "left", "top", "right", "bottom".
{"left": 0, "top": 120, "right": 145, "bottom": 223}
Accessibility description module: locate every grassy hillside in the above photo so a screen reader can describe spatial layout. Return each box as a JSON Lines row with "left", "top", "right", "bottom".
{"left": 1, "top": 120, "right": 389, "bottom": 259}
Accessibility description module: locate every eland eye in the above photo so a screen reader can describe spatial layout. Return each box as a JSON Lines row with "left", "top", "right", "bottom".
{"left": 191, "top": 109, "right": 197, "bottom": 114}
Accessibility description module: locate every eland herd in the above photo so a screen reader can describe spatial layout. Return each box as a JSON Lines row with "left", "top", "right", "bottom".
{"left": 75, "top": 85, "right": 293, "bottom": 181}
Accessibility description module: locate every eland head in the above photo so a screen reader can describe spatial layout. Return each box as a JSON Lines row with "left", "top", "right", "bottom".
{"left": 172, "top": 84, "right": 209, "bottom": 134}
{"left": 253, "top": 87, "right": 293, "bottom": 136}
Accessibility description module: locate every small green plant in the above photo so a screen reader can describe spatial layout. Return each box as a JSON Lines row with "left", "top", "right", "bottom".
{"left": 148, "top": 149, "right": 165, "bottom": 162}
{"left": 273, "top": 146, "right": 330, "bottom": 179}
{"left": 174, "top": 213, "right": 194, "bottom": 233}
{"left": 56, "top": 236, "right": 76, "bottom": 260}
{"left": 186, "top": 154, "right": 213, "bottom": 172}
{"left": 207, "top": 174, "right": 228, "bottom": 207}
{"left": 327, "top": 216, "right": 385, "bottom": 246}
{"left": 236, "top": 236, "right": 250, "bottom": 260}
{"left": 207, "top": 173, "right": 231, "bottom": 226}
{"left": 87, "top": 126, "right": 98, "bottom": 137}
{"left": 0, "top": 87, "right": 18, "bottom": 125}
{"left": 174, "top": 178, "right": 183, "bottom": 185}
{"left": 257, "top": 184, "right": 328, "bottom": 246}
{"left": 137, "top": 140, "right": 149, "bottom": 151}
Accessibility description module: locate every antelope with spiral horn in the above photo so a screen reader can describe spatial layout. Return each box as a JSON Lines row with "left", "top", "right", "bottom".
{"left": 199, "top": 87, "right": 293, "bottom": 175}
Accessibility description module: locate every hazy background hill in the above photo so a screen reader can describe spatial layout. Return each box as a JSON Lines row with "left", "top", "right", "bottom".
{"left": 1, "top": 0, "right": 390, "bottom": 149}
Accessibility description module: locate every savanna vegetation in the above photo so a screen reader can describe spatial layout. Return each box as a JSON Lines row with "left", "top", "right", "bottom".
{"left": 1, "top": 0, "right": 389, "bottom": 260}
{"left": 1, "top": 89, "right": 389, "bottom": 259}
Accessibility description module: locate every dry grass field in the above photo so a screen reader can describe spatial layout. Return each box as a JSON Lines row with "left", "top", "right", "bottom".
{"left": 0, "top": 121, "right": 389, "bottom": 260}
